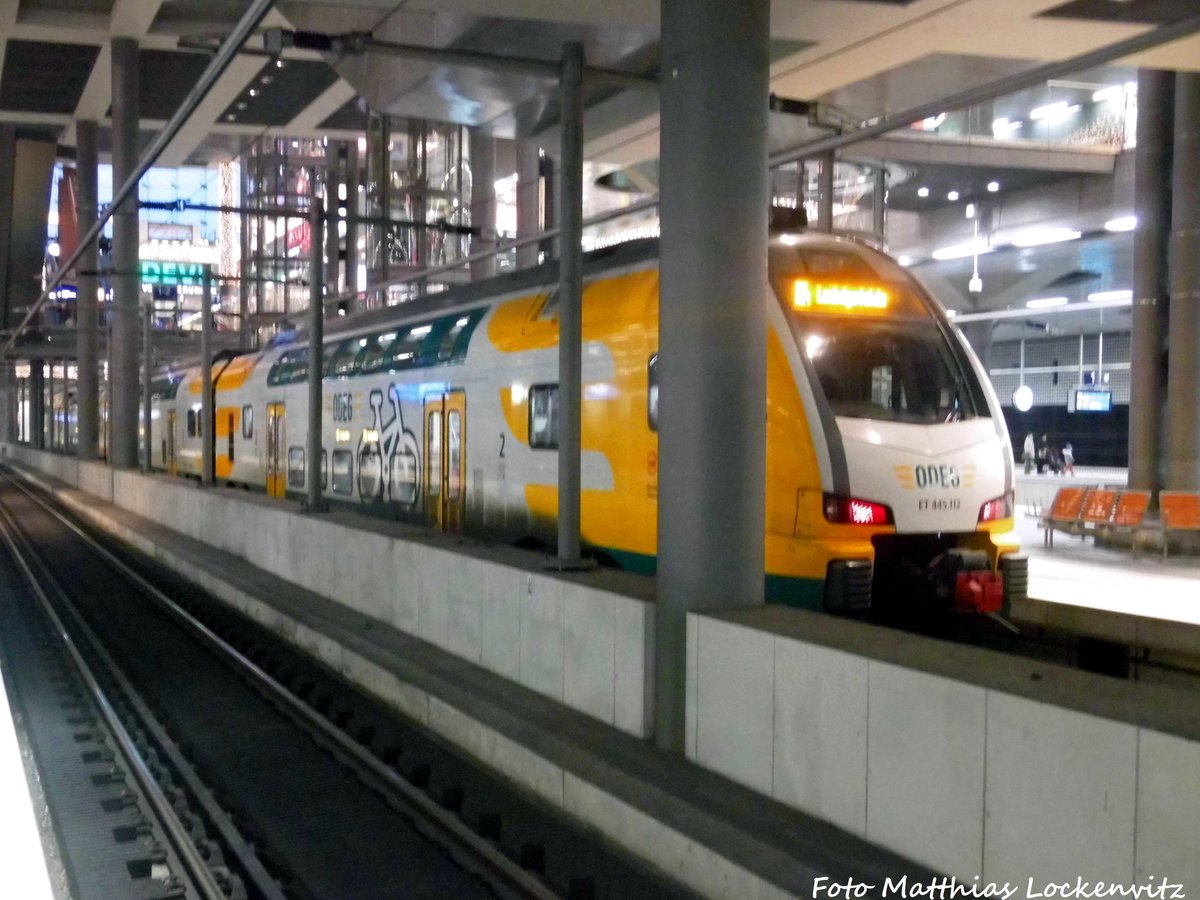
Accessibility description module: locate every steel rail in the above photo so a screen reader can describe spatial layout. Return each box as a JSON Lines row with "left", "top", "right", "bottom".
{"left": 0, "top": 484, "right": 230, "bottom": 900}
{"left": 3, "top": 472, "right": 563, "bottom": 900}
{"left": 0, "top": 0, "right": 278, "bottom": 359}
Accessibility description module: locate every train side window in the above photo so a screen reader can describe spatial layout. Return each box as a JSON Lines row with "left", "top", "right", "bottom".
{"left": 287, "top": 447, "right": 305, "bottom": 488}
{"left": 187, "top": 409, "right": 196, "bottom": 437}
{"left": 529, "top": 384, "right": 559, "bottom": 450}
{"left": 328, "top": 340, "right": 358, "bottom": 377}
{"left": 228, "top": 412, "right": 235, "bottom": 463}
{"left": 647, "top": 354, "right": 658, "bottom": 432}
{"left": 332, "top": 449, "right": 354, "bottom": 495}
{"left": 242, "top": 405, "right": 253, "bottom": 439}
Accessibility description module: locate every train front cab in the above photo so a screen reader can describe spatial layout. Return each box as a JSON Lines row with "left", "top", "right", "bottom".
{"left": 766, "top": 235, "right": 1025, "bottom": 619}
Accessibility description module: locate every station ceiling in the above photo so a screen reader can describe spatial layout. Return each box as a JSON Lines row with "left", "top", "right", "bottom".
{"left": 0, "top": 0, "right": 1196, "bottom": 166}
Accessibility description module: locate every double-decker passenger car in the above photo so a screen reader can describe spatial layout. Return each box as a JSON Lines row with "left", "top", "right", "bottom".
{"left": 150, "top": 234, "right": 1025, "bottom": 615}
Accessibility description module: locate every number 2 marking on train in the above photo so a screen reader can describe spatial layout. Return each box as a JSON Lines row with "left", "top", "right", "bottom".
{"left": 499, "top": 433, "right": 506, "bottom": 458}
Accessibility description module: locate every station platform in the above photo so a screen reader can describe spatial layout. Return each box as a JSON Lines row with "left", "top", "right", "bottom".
{"left": 1015, "top": 467, "right": 1200, "bottom": 626}
{"left": 0, "top": 649, "right": 58, "bottom": 900}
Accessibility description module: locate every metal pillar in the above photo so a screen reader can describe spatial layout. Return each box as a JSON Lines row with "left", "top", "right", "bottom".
{"left": 346, "top": 138, "right": 361, "bottom": 309}
{"left": 325, "top": 146, "right": 341, "bottom": 301}
{"left": 540, "top": 156, "right": 556, "bottom": 261}
{"left": 818, "top": 152, "right": 835, "bottom": 232}
{"left": 1166, "top": 73, "right": 1200, "bottom": 490}
{"left": 239, "top": 159, "right": 252, "bottom": 349}
{"left": 656, "top": 0, "right": 769, "bottom": 751}
{"left": 142, "top": 302, "right": 152, "bottom": 470}
{"left": 469, "top": 129, "right": 496, "bottom": 280}
{"left": 200, "top": 266, "right": 214, "bottom": 486}
{"left": 1129, "top": 70, "right": 1174, "bottom": 495}
{"left": 515, "top": 140, "right": 540, "bottom": 269}
{"left": 306, "top": 198, "right": 327, "bottom": 512}
{"left": 556, "top": 42, "right": 585, "bottom": 566}
{"left": 47, "top": 360, "right": 56, "bottom": 450}
{"left": 109, "top": 37, "right": 140, "bottom": 469}
{"left": 76, "top": 120, "right": 100, "bottom": 459}
{"left": 873, "top": 166, "right": 887, "bottom": 242}
{"left": 29, "top": 361, "right": 44, "bottom": 450}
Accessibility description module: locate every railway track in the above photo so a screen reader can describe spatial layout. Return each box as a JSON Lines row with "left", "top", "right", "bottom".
{"left": 0, "top": 471, "right": 695, "bottom": 900}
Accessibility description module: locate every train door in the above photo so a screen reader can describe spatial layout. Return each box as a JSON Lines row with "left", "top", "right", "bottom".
{"left": 423, "top": 391, "right": 466, "bottom": 531}
{"left": 166, "top": 410, "right": 178, "bottom": 475}
{"left": 266, "top": 403, "right": 286, "bottom": 498}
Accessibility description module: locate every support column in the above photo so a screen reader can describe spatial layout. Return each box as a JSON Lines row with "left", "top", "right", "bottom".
{"left": 76, "top": 120, "right": 100, "bottom": 458}
{"left": 142, "top": 302, "right": 152, "bottom": 470}
{"left": 515, "top": 140, "right": 540, "bottom": 269}
{"left": 305, "top": 199, "right": 327, "bottom": 512}
{"left": 29, "top": 360, "right": 44, "bottom": 450}
{"left": 818, "top": 151, "right": 835, "bottom": 232}
{"left": 1166, "top": 73, "right": 1200, "bottom": 490}
{"left": 1129, "top": 70, "right": 1174, "bottom": 495}
{"left": 109, "top": 37, "right": 140, "bottom": 469}
{"left": 346, "top": 138, "right": 361, "bottom": 309}
{"left": 657, "top": 0, "right": 769, "bottom": 750}
{"left": 0, "top": 362, "right": 13, "bottom": 444}
{"left": 49, "top": 360, "right": 57, "bottom": 450}
{"left": 325, "top": 146, "right": 341, "bottom": 301}
{"left": 540, "top": 155, "right": 556, "bottom": 261}
{"left": 557, "top": 42, "right": 584, "bottom": 566}
{"left": 200, "top": 267, "right": 214, "bottom": 486}
{"left": 469, "top": 129, "right": 496, "bottom": 280}
{"left": 239, "top": 158, "right": 252, "bottom": 349}
{"left": 873, "top": 166, "right": 887, "bottom": 242}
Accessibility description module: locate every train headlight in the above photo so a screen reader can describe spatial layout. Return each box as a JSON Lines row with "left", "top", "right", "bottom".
{"left": 978, "top": 493, "right": 1012, "bottom": 523}
{"left": 823, "top": 493, "right": 894, "bottom": 526}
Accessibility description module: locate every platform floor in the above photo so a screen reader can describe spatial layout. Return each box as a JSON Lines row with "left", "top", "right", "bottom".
{"left": 1015, "top": 468, "right": 1200, "bottom": 626}
{"left": 0, "top": 659, "right": 58, "bottom": 900}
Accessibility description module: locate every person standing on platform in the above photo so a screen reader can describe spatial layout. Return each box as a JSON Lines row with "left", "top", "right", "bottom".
{"left": 1037, "top": 434, "right": 1050, "bottom": 474}
{"left": 1023, "top": 432, "right": 1035, "bottom": 474}
{"left": 1062, "top": 441, "right": 1075, "bottom": 476}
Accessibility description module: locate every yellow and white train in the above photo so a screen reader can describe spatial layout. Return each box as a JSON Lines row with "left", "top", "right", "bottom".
{"left": 150, "top": 234, "right": 1025, "bottom": 615}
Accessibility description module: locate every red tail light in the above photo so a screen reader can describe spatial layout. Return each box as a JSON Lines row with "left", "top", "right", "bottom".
{"left": 978, "top": 493, "right": 1012, "bottom": 523}
{"left": 823, "top": 493, "right": 894, "bottom": 526}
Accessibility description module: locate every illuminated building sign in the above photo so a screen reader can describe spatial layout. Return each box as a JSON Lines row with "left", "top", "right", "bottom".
{"left": 793, "top": 280, "right": 889, "bottom": 312}
{"left": 140, "top": 260, "right": 206, "bottom": 286}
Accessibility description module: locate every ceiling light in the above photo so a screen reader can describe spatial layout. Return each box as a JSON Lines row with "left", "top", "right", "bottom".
{"left": 932, "top": 240, "right": 993, "bottom": 261}
{"left": 226, "top": 114, "right": 236, "bottom": 121}
{"left": 917, "top": 187, "right": 930, "bottom": 198}
{"left": 991, "top": 118, "right": 1022, "bottom": 137}
{"left": 260, "top": 75, "right": 273, "bottom": 84}
{"left": 276, "top": 59, "right": 286, "bottom": 68}
{"left": 248, "top": 88, "right": 258, "bottom": 97}
{"left": 947, "top": 190, "right": 960, "bottom": 201}
{"left": 897, "top": 255, "right": 914, "bottom": 267}
{"left": 965, "top": 203, "right": 976, "bottom": 218}
{"left": 236, "top": 102, "right": 247, "bottom": 110}
{"left": 1088, "top": 289, "right": 1132, "bottom": 303}
{"left": 47, "top": 241, "right": 60, "bottom": 257}
{"left": 1105, "top": 215, "right": 1137, "bottom": 232}
{"left": 987, "top": 181, "right": 1000, "bottom": 192}
{"left": 1010, "top": 227, "right": 1081, "bottom": 247}
{"left": 1092, "top": 85, "right": 1124, "bottom": 103}
{"left": 1030, "top": 101, "right": 1080, "bottom": 122}
{"left": 1026, "top": 296, "right": 1068, "bottom": 309}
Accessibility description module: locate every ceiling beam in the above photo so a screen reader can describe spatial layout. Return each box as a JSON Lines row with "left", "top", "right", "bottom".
{"left": 0, "top": 0, "right": 19, "bottom": 81}
{"left": 285, "top": 79, "right": 356, "bottom": 133}
{"left": 157, "top": 54, "right": 267, "bottom": 166}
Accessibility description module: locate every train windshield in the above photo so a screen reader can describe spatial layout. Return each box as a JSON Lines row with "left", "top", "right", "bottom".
{"left": 770, "top": 241, "right": 988, "bottom": 424}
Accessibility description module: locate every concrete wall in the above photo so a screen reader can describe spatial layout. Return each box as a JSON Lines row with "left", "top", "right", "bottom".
{"left": 688, "top": 609, "right": 1200, "bottom": 887}
{"left": 4, "top": 446, "right": 654, "bottom": 738}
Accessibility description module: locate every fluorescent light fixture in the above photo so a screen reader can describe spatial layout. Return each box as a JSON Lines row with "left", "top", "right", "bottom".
{"left": 1105, "top": 215, "right": 1137, "bottom": 232}
{"left": 917, "top": 187, "right": 930, "bottom": 198}
{"left": 965, "top": 203, "right": 976, "bottom": 218}
{"left": 921, "top": 113, "right": 947, "bottom": 130}
{"left": 1011, "top": 227, "right": 1081, "bottom": 247}
{"left": 991, "top": 118, "right": 1023, "bottom": 137}
{"left": 1088, "top": 289, "right": 1132, "bottom": 303}
{"left": 1026, "top": 296, "right": 1068, "bottom": 309}
{"left": 947, "top": 190, "right": 960, "bottom": 202}
{"left": 1093, "top": 85, "right": 1124, "bottom": 103}
{"left": 931, "top": 240, "right": 993, "bottom": 261}
{"left": 987, "top": 181, "right": 1000, "bottom": 192}
{"left": 1030, "top": 101, "right": 1080, "bottom": 121}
